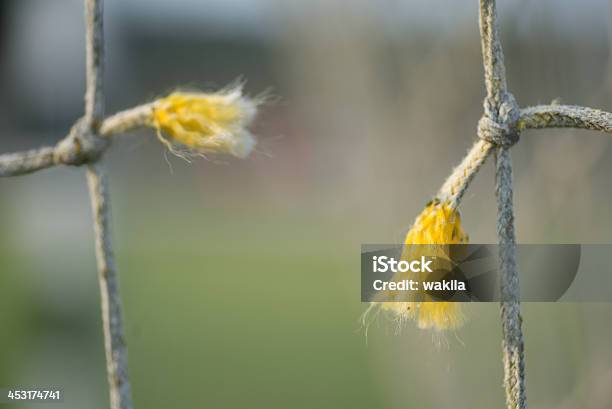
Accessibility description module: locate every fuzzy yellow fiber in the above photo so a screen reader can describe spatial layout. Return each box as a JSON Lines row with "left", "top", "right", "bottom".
{"left": 151, "top": 88, "right": 257, "bottom": 159}
{"left": 379, "top": 200, "right": 468, "bottom": 331}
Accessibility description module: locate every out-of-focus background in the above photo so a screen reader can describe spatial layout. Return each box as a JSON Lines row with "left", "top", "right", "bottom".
{"left": 1, "top": 0, "right": 612, "bottom": 408}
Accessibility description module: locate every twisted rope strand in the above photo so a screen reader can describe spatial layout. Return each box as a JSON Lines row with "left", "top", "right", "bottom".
{"left": 479, "top": 0, "right": 508, "bottom": 107}
{"left": 431, "top": 101, "right": 612, "bottom": 209}
{"left": 437, "top": 139, "right": 494, "bottom": 208}
{"left": 520, "top": 105, "right": 612, "bottom": 132}
{"left": 86, "top": 164, "right": 133, "bottom": 409}
{"left": 479, "top": 1, "right": 526, "bottom": 408}
{"left": 100, "top": 103, "right": 154, "bottom": 136}
{"left": 84, "top": 1, "right": 134, "bottom": 409}
{"left": 6, "top": 103, "right": 612, "bottom": 179}
{"left": 84, "top": 0, "right": 105, "bottom": 125}
{"left": 0, "top": 147, "right": 56, "bottom": 177}
{"left": 496, "top": 148, "right": 526, "bottom": 409}
{"left": 0, "top": 103, "right": 155, "bottom": 177}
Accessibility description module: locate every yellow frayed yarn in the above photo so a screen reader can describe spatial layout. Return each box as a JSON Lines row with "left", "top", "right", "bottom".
{"left": 378, "top": 199, "right": 468, "bottom": 331}
{"left": 151, "top": 87, "right": 257, "bottom": 159}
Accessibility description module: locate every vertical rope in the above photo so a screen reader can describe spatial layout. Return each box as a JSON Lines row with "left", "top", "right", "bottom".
{"left": 84, "top": 1, "right": 133, "bottom": 409}
{"left": 87, "top": 164, "right": 134, "bottom": 409}
{"left": 479, "top": 0, "right": 508, "bottom": 106}
{"left": 85, "top": 0, "right": 105, "bottom": 125}
{"left": 478, "top": 1, "right": 527, "bottom": 408}
{"left": 496, "top": 149, "right": 526, "bottom": 409}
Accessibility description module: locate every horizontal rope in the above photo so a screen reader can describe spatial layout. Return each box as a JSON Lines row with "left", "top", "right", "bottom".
{"left": 520, "top": 105, "right": 612, "bottom": 132}
{"left": 0, "top": 147, "right": 56, "bottom": 177}
{"left": 0, "top": 103, "right": 154, "bottom": 177}
{"left": 100, "top": 103, "right": 153, "bottom": 136}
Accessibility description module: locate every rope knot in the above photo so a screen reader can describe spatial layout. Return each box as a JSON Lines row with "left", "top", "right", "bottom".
{"left": 478, "top": 92, "right": 520, "bottom": 147}
{"left": 54, "top": 118, "right": 109, "bottom": 166}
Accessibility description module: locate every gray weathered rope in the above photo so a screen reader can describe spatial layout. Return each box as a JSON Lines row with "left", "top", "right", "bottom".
{"left": 411, "top": 2, "right": 612, "bottom": 408}
{"left": 100, "top": 103, "right": 154, "bottom": 136}
{"left": 479, "top": 0, "right": 508, "bottom": 107}
{"left": 86, "top": 163, "right": 133, "bottom": 409}
{"left": 0, "top": 147, "right": 56, "bottom": 177}
{"left": 0, "top": 105, "right": 154, "bottom": 178}
{"left": 495, "top": 148, "right": 526, "bottom": 409}
{"left": 479, "top": 1, "right": 526, "bottom": 409}
{"left": 85, "top": 0, "right": 105, "bottom": 125}
{"left": 520, "top": 104, "right": 612, "bottom": 132}
{"left": 437, "top": 139, "right": 494, "bottom": 209}
{"left": 478, "top": 93, "right": 520, "bottom": 147}
{"left": 84, "top": 1, "right": 134, "bottom": 409}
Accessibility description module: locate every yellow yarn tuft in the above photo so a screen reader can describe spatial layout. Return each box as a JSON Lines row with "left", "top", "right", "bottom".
{"left": 151, "top": 87, "right": 257, "bottom": 159}
{"left": 378, "top": 199, "right": 468, "bottom": 331}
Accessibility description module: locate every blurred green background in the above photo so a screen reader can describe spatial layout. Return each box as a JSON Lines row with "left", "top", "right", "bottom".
{"left": 2, "top": 0, "right": 612, "bottom": 408}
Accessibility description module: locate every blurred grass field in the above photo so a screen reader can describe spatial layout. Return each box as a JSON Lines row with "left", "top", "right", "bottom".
{"left": 1, "top": 157, "right": 612, "bottom": 409}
